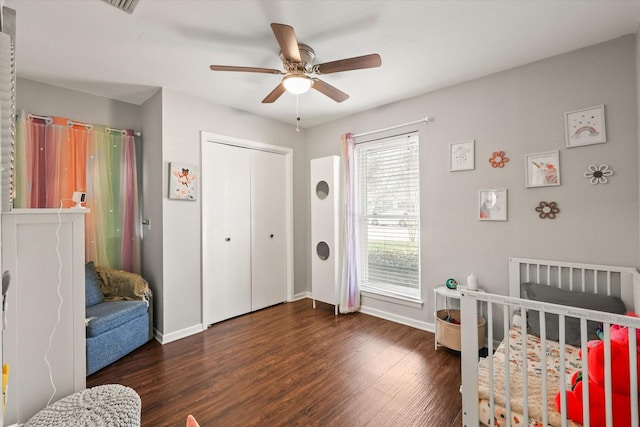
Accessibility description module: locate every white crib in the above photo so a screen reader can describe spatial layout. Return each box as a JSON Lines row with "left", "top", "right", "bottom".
{"left": 460, "top": 257, "right": 640, "bottom": 427}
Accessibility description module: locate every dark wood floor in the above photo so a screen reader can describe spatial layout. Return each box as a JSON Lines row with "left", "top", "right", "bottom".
{"left": 87, "top": 299, "right": 462, "bottom": 427}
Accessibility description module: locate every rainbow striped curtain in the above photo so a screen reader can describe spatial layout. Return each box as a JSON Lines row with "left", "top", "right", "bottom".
{"left": 15, "top": 111, "right": 141, "bottom": 273}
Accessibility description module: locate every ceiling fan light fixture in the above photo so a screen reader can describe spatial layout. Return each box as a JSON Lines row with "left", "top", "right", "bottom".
{"left": 211, "top": 23, "right": 380, "bottom": 104}
{"left": 282, "top": 74, "right": 313, "bottom": 94}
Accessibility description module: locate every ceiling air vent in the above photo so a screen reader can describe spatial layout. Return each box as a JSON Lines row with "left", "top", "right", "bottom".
{"left": 101, "top": 0, "right": 140, "bottom": 14}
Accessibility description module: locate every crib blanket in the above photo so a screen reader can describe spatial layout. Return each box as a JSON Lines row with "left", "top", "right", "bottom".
{"left": 477, "top": 326, "right": 582, "bottom": 427}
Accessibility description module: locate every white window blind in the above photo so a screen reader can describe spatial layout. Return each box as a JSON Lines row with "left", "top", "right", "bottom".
{"left": 354, "top": 132, "right": 420, "bottom": 299}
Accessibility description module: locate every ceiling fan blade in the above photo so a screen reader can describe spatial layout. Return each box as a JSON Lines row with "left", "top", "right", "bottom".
{"left": 271, "top": 23, "right": 301, "bottom": 63}
{"left": 262, "top": 83, "right": 287, "bottom": 103}
{"left": 210, "top": 65, "right": 283, "bottom": 74}
{"left": 315, "top": 53, "right": 382, "bottom": 75}
{"left": 312, "top": 79, "right": 349, "bottom": 103}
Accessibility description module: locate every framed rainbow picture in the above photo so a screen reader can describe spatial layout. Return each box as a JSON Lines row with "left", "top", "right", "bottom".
{"left": 564, "top": 105, "right": 606, "bottom": 148}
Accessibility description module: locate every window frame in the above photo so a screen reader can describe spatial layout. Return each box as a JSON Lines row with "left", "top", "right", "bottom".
{"left": 353, "top": 132, "right": 421, "bottom": 302}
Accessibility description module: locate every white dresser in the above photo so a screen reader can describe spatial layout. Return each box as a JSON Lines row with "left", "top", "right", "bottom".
{"left": 2, "top": 209, "right": 87, "bottom": 425}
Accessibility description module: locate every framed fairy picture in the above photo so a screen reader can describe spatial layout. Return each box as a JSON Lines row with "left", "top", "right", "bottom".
{"left": 169, "top": 162, "right": 198, "bottom": 200}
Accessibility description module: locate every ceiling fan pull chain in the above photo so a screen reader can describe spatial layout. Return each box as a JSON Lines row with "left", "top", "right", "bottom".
{"left": 296, "top": 93, "right": 300, "bottom": 132}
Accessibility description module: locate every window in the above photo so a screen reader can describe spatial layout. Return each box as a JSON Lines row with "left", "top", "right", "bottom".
{"left": 354, "top": 133, "right": 420, "bottom": 300}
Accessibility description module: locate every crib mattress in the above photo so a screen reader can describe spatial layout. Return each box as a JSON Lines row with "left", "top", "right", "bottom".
{"left": 477, "top": 326, "right": 583, "bottom": 427}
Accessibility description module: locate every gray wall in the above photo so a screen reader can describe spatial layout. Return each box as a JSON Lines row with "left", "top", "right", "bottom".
{"left": 305, "top": 35, "right": 639, "bottom": 328}
{"left": 15, "top": 34, "right": 640, "bottom": 339}
{"left": 15, "top": 80, "right": 309, "bottom": 341}
{"left": 17, "top": 78, "right": 142, "bottom": 131}
{"left": 140, "top": 90, "right": 164, "bottom": 333}
{"left": 150, "top": 88, "right": 306, "bottom": 341}
{"left": 637, "top": 29, "right": 640, "bottom": 268}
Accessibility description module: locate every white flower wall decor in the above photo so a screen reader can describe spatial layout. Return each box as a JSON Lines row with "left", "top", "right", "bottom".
{"left": 584, "top": 164, "right": 613, "bottom": 185}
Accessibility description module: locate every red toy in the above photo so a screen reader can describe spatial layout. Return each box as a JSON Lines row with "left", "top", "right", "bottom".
{"left": 556, "top": 314, "right": 640, "bottom": 427}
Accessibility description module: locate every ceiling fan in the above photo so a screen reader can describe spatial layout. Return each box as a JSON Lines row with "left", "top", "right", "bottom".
{"left": 210, "top": 23, "right": 382, "bottom": 104}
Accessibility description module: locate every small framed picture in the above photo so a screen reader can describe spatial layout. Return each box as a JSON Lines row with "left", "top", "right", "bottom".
{"left": 525, "top": 151, "right": 560, "bottom": 188}
{"left": 449, "top": 140, "right": 474, "bottom": 171}
{"left": 564, "top": 105, "right": 606, "bottom": 148}
{"left": 169, "top": 162, "right": 198, "bottom": 200}
{"left": 479, "top": 189, "right": 507, "bottom": 221}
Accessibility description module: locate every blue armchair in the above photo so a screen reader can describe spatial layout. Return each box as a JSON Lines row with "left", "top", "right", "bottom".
{"left": 85, "top": 262, "right": 153, "bottom": 375}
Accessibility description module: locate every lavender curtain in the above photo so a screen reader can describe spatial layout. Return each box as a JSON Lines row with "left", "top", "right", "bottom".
{"left": 339, "top": 132, "right": 360, "bottom": 313}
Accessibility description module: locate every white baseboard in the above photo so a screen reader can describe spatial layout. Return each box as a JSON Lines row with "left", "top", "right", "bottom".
{"left": 293, "top": 291, "right": 311, "bottom": 301}
{"left": 359, "top": 304, "right": 435, "bottom": 333}
{"left": 155, "top": 295, "right": 310, "bottom": 345}
{"left": 153, "top": 297, "right": 434, "bottom": 345}
{"left": 154, "top": 324, "right": 205, "bottom": 345}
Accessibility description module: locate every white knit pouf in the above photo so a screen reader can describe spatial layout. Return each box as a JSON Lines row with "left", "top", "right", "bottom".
{"left": 24, "top": 384, "right": 141, "bottom": 427}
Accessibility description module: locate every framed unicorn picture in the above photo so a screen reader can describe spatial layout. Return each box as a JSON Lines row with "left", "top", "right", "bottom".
{"left": 169, "top": 162, "right": 198, "bottom": 200}
{"left": 564, "top": 105, "right": 606, "bottom": 148}
{"left": 525, "top": 150, "right": 560, "bottom": 188}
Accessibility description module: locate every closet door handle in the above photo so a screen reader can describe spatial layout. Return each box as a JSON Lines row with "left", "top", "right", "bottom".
{"left": 225, "top": 237, "right": 231, "bottom": 242}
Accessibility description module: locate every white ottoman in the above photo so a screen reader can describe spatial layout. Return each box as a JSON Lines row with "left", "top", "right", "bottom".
{"left": 25, "top": 384, "right": 141, "bottom": 427}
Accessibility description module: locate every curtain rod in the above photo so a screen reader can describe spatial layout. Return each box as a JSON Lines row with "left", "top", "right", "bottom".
{"left": 352, "top": 116, "right": 432, "bottom": 139}
{"left": 106, "top": 126, "right": 142, "bottom": 137}
{"left": 27, "top": 113, "right": 142, "bottom": 137}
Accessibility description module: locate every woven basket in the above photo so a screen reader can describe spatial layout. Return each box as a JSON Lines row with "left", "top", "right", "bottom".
{"left": 436, "top": 309, "right": 485, "bottom": 351}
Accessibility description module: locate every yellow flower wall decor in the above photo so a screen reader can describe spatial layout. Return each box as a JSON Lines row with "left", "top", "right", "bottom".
{"left": 489, "top": 151, "right": 509, "bottom": 168}
{"left": 535, "top": 201, "right": 559, "bottom": 219}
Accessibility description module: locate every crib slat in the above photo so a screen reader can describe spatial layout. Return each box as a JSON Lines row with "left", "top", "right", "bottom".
{"left": 557, "top": 266, "right": 561, "bottom": 289}
{"left": 521, "top": 307, "right": 528, "bottom": 424}
{"left": 580, "top": 318, "right": 590, "bottom": 427}
{"left": 540, "top": 310, "right": 549, "bottom": 427}
{"left": 459, "top": 293, "right": 480, "bottom": 425}
{"left": 581, "top": 269, "right": 586, "bottom": 292}
{"left": 607, "top": 270, "right": 612, "bottom": 296}
{"left": 488, "top": 303, "right": 495, "bottom": 422}
{"left": 503, "top": 309, "right": 511, "bottom": 426}
{"left": 569, "top": 267, "right": 574, "bottom": 291}
{"left": 629, "top": 327, "right": 638, "bottom": 427}
{"left": 604, "top": 324, "right": 613, "bottom": 427}
{"left": 559, "top": 314, "right": 568, "bottom": 427}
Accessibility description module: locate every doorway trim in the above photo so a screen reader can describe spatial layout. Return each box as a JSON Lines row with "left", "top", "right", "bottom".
{"left": 200, "top": 131, "right": 294, "bottom": 326}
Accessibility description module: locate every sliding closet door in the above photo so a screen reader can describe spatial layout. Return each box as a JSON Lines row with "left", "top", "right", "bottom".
{"left": 250, "top": 149, "right": 287, "bottom": 311}
{"left": 202, "top": 142, "right": 251, "bottom": 325}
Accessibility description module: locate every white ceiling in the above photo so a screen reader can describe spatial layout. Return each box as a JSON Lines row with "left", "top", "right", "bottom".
{"left": 5, "top": 0, "right": 640, "bottom": 129}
